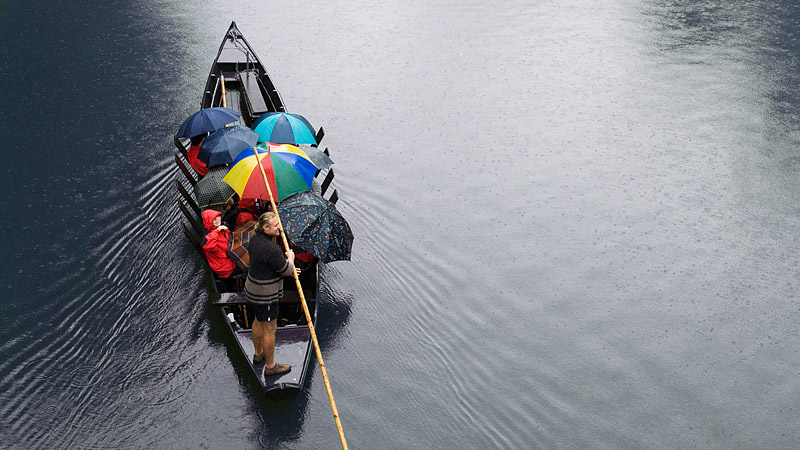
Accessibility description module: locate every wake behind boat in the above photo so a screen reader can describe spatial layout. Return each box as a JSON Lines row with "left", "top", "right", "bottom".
{"left": 175, "top": 21, "right": 339, "bottom": 397}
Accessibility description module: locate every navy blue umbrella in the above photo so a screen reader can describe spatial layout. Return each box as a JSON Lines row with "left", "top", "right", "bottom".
{"left": 175, "top": 107, "right": 240, "bottom": 139}
{"left": 277, "top": 192, "right": 353, "bottom": 263}
{"left": 198, "top": 125, "right": 259, "bottom": 167}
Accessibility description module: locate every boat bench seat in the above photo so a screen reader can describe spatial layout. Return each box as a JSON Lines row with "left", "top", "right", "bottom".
{"left": 211, "top": 292, "right": 247, "bottom": 305}
{"left": 237, "top": 70, "right": 270, "bottom": 118}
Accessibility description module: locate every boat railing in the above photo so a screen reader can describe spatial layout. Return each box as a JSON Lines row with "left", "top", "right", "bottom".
{"left": 176, "top": 180, "right": 201, "bottom": 216}
{"left": 182, "top": 222, "right": 204, "bottom": 255}
{"left": 327, "top": 189, "right": 339, "bottom": 205}
{"left": 179, "top": 201, "right": 203, "bottom": 237}
{"left": 175, "top": 154, "right": 198, "bottom": 187}
{"left": 320, "top": 169, "right": 335, "bottom": 196}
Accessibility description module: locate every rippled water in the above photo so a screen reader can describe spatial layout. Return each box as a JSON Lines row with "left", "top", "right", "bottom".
{"left": 1, "top": 0, "right": 799, "bottom": 448}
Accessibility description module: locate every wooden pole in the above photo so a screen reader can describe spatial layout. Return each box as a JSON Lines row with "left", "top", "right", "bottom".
{"left": 252, "top": 147, "right": 348, "bottom": 450}
{"left": 241, "top": 304, "right": 249, "bottom": 329}
{"left": 220, "top": 76, "right": 227, "bottom": 108}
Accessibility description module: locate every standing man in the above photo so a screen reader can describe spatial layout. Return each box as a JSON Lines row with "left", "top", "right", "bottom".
{"left": 245, "top": 211, "right": 295, "bottom": 376}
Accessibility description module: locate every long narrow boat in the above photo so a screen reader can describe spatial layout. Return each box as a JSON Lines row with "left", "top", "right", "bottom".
{"left": 175, "top": 21, "right": 336, "bottom": 397}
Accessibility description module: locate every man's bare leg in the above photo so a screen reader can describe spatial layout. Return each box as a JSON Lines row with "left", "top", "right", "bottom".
{"left": 252, "top": 318, "right": 264, "bottom": 358}
{"left": 262, "top": 319, "right": 277, "bottom": 367}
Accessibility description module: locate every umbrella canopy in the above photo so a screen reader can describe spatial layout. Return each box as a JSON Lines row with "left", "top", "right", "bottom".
{"left": 194, "top": 166, "right": 235, "bottom": 208}
{"left": 198, "top": 125, "right": 259, "bottom": 167}
{"left": 277, "top": 191, "right": 353, "bottom": 263}
{"left": 252, "top": 112, "right": 317, "bottom": 145}
{"left": 226, "top": 220, "right": 257, "bottom": 271}
{"left": 176, "top": 107, "right": 240, "bottom": 139}
{"left": 223, "top": 143, "right": 318, "bottom": 202}
{"left": 297, "top": 145, "right": 334, "bottom": 170}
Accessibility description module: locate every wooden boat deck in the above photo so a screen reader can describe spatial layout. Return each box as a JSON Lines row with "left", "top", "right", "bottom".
{"left": 213, "top": 290, "right": 317, "bottom": 395}
{"left": 221, "top": 313, "right": 314, "bottom": 392}
{"left": 222, "top": 88, "right": 245, "bottom": 125}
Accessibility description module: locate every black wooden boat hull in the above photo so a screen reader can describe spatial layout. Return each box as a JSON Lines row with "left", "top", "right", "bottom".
{"left": 177, "top": 21, "right": 321, "bottom": 397}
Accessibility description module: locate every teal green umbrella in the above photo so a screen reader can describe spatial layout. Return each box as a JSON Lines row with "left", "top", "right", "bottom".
{"left": 252, "top": 112, "right": 317, "bottom": 145}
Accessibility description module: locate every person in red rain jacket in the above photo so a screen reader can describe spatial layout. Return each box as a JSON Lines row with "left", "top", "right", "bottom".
{"left": 201, "top": 209, "right": 239, "bottom": 278}
{"left": 186, "top": 134, "right": 209, "bottom": 177}
{"left": 235, "top": 198, "right": 259, "bottom": 227}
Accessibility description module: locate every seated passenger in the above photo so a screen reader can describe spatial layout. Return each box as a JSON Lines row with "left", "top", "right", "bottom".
{"left": 257, "top": 200, "right": 274, "bottom": 216}
{"left": 235, "top": 198, "right": 259, "bottom": 227}
{"left": 221, "top": 196, "right": 239, "bottom": 229}
{"left": 294, "top": 251, "right": 317, "bottom": 271}
{"left": 221, "top": 197, "right": 259, "bottom": 229}
{"left": 201, "top": 209, "right": 241, "bottom": 278}
{"left": 187, "top": 133, "right": 209, "bottom": 177}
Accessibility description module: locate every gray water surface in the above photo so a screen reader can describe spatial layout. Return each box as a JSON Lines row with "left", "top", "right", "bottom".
{"left": 1, "top": 0, "right": 798, "bottom": 448}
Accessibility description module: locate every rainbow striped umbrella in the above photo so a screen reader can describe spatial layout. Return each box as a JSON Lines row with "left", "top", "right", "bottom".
{"left": 223, "top": 143, "right": 317, "bottom": 202}
{"left": 252, "top": 112, "right": 317, "bottom": 145}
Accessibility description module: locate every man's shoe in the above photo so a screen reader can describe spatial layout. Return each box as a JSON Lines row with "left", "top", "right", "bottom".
{"left": 264, "top": 362, "right": 291, "bottom": 376}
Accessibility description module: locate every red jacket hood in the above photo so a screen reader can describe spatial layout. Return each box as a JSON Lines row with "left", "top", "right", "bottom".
{"left": 202, "top": 209, "right": 222, "bottom": 231}
{"left": 239, "top": 198, "right": 257, "bottom": 213}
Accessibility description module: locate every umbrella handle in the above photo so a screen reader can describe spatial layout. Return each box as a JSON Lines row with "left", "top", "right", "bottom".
{"left": 253, "top": 149, "right": 291, "bottom": 253}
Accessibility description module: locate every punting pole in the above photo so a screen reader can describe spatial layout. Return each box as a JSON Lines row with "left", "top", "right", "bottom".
{"left": 252, "top": 147, "right": 349, "bottom": 450}
{"left": 220, "top": 76, "right": 227, "bottom": 108}
{"left": 241, "top": 304, "right": 249, "bottom": 329}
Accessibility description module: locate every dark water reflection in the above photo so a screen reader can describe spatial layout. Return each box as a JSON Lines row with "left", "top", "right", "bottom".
{"left": 2, "top": 0, "right": 799, "bottom": 449}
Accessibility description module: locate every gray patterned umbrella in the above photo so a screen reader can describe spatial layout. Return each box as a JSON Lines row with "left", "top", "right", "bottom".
{"left": 194, "top": 166, "right": 235, "bottom": 208}
{"left": 298, "top": 145, "right": 334, "bottom": 170}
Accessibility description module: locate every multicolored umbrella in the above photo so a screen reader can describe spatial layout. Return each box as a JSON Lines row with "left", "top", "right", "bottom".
{"left": 277, "top": 191, "right": 353, "bottom": 263}
{"left": 176, "top": 107, "right": 240, "bottom": 138}
{"left": 198, "top": 125, "right": 259, "bottom": 167}
{"left": 223, "top": 143, "right": 318, "bottom": 202}
{"left": 194, "top": 166, "right": 235, "bottom": 208}
{"left": 226, "top": 220, "right": 257, "bottom": 271}
{"left": 252, "top": 112, "right": 317, "bottom": 145}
